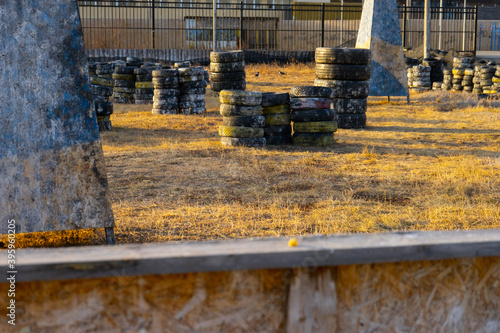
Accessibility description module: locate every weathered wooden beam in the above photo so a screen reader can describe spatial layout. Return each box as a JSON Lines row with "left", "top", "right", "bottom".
{"left": 2, "top": 229, "right": 500, "bottom": 282}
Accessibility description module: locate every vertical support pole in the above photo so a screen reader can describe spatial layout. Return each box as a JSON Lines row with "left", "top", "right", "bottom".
{"left": 438, "top": 0, "right": 443, "bottom": 50}
{"left": 462, "top": 0, "right": 467, "bottom": 51}
{"left": 213, "top": 0, "right": 217, "bottom": 51}
{"left": 403, "top": 4, "right": 407, "bottom": 48}
{"left": 321, "top": 3, "right": 325, "bottom": 47}
{"left": 340, "top": 0, "right": 344, "bottom": 45}
{"left": 151, "top": 0, "right": 155, "bottom": 49}
{"left": 240, "top": 1, "right": 243, "bottom": 49}
{"left": 491, "top": 23, "right": 494, "bottom": 51}
{"left": 473, "top": 6, "right": 478, "bottom": 55}
{"left": 423, "top": 0, "right": 431, "bottom": 59}
{"left": 105, "top": 227, "right": 116, "bottom": 245}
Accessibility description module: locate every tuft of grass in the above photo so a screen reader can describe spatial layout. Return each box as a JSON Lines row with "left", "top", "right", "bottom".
{"left": 4, "top": 63, "right": 500, "bottom": 248}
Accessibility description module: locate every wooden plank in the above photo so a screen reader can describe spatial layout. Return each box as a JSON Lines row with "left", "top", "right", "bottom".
{"left": 2, "top": 230, "right": 500, "bottom": 282}
{"left": 287, "top": 267, "right": 337, "bottom": 332}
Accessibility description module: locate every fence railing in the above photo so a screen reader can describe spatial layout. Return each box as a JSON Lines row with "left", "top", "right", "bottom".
{"left": 77, "top": 1, "right": 478, "bottom": 56}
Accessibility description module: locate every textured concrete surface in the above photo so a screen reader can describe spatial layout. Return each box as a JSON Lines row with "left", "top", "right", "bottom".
{"left": 356, "top": 0, "right": 409, "bottom": 97}
{"left": 0, "top": 0, "right": 113, "bottom": 233}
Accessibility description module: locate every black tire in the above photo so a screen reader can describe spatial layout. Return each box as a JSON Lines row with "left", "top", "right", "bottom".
{"left": 223, "top": 116, "right": 266, "bottom": 128}
{"left": 180, "top": 87, "right": 206, "bottom": 95}
{"left": 314, "top": 79, "right": 369, "bottom": 98}
{"left": 181, "top": 80, "right": 208, "bottom": 89}
{"left": 135, "top": 74, "right": 153, "bottom": 82}
{"left": 133, "top": 94, "right": 154, "bottom": 100}
{"left": 210, "top": 61, "right": 245, "bottom": 73}
{"left": 463, "top": 75, "right": 474, "bottom": 81}
{"left": 332, "top": 98, "right": 367, "bottom": 114}
{"left": 152, "top": 69, "right": 179, "bottom": 78}
{"left": 290, "top": 86, "right": 333, "bottom": 98}
{"left": 220, "top": 104, "right": 262, "bottom": 117}
{"left": 452, "top": 84, "right": 463, "bottom": 91}
{"left": 480, "top": 79, "right": 493, "bottom": 86}
{"left": 315, "top": 47, "right": 371, "bottom": 65}
{"left": 154, "top": 89, "right": 180, "bottom": 97}
{"left": 180, "top": 107, "right": 206, "bottom": 115}
{"left": 452, "top": 78, "right": 463, "bottom": 84}
{"left": 210, "top": 50, "right": 245, "bottom": 63}
{"left": 481, "top": 67, "right": 496, "bottom": 74}
{"left": 335, "top": 113, "right": 367, "bottom": 129}
{"left": 210, "top": 71, "right": 246, "bottom": 82}
{"left": 114, "top": 66, "right": 137, "bottom": 74}
{"left": 179, "top": 94, "right": 205, "bottom": 102}
{"left": 265, "top": 135, "right": 292, "bottom": 145}
{"left": 135, "top": 88, "right": 154, "bottom": 94}
{"left": 91, "top": 85, "right": 113, "bottom": 96}
{"left": 292, "top": 133, "right": 335, "bottom": 146}
{"left": 316, "top": 64, "right": 371, "bottom": 80}
{"left": 179, "top": 74, "right": 205, "bottom": 83}
{"left": 264, "top": 125, "right": 292, "bottom": 136}
{"left": 220, "top": 137, "right": 266, "bottom": 147}
{"left": 480, "top": 73, "right": 494, "bottom": 80}
{"left": 153, "top": 96, "right": 179, "bottom": 104}
{"left": 289, "top": 97, "right": 331, "bottom": 110}
{"left": 153, "top": 101, "right": 179, "bottom": 109}
{"left": 211, "top": 80, "right": 246, "bottom": 92}
{"left": 134, "top": 68, "right": 153, "bottom": 75}
{"left": 93, "top": 95, "right": 109, "bottom": 103}
{"left": 290, "top": 109, "right": 335, "bottom": 122}
{"left": 134, "top": 99, "right": 153, "bottom": 105}
{"left": 261, "top": 92, "right": 290, "bottom": 107}
{"left": 94, "top": 102, "right": 113, "bottom": 116}
{"left": 180, "top": 100, "right": 205, "bottom": 109}
{"left": 95, "top": 68, "right": 113, "bottom": 76}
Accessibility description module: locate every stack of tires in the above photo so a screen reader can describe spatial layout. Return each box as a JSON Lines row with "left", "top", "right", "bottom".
{"left": 218, "top": 90, "right": 265, "bottom": 147}
{"left": 88, "top": 62, "right": 114, "bottom": 131}
{"left": 409, "top": 66, "right": 431, "bottom": 92}
{"left": 152, "top": 69, "right": 179, "bottom": 115}
{"left": 91, "top": 62, "right": 115, "bottom": 91}
{"left": 113, "top": 65, "right": 137, "bottom": 104}
{"left": 314, "top": 47, "right": 370, "bottom": 129}
{"left": 492, "top": 66, "right": 500, "bottom": 93}
{"left": 210, "top": 51, "right": 246, "bottom": 92}
{"left": 134, "top": 66, "right": 156, "bottom": 105}
{"left": 479, "top": 65, "right": 496, "bottom": 94}
{"left": 289, "top": 86, "right": 337, "bottom": 146}
{"left": 441, "top": 68, "right": 452, "bottom": 91}
{"left": 261, "top": 92, "right": 291, "bottom": 145}
{"left": 461, "top": 68, "right": 474, "bottom": 93}
{"left": 178, "top": 66, "right": 207, "bottom": 114}
{"left": 452, "top": 57, "right": 474, "bottom": 92}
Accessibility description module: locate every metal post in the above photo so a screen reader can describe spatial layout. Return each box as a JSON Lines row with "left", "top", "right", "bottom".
{"left": 340, "top": 0, "right": 344, "bottom": 45}
{"left": 213, "top": 0, "right": 217, "bottom": 51}
{"left": 151, "top": 0, "right": 155, "bottom": 49}
{"left": 473, "top": 6, "right": 478, "bottom": 55}
{"left": 438, "top": 0, "right": 443, "bottom": 50}
{"left": 321, "top": 3, "right": 325, "bottom": 47}
{"left": 240, "top": 1, "right": 243, "bottom": 49}
{"left": 403, "top": 4, "right": 407, "bottom": 48}
{"left": 462, "top": 0, "right": 467, "bottom": 51}
{"left": 424, "top": 0, "right": 431, "bottom": 58}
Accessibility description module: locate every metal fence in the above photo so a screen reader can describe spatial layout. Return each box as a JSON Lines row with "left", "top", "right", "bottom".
{"left": 77, "top": 1, "right": 478, "bottom": 56}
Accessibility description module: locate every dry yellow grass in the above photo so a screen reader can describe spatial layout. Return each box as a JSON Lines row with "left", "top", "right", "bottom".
{"left": 5, "top": 62, "right": 500, "bottom": 248}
